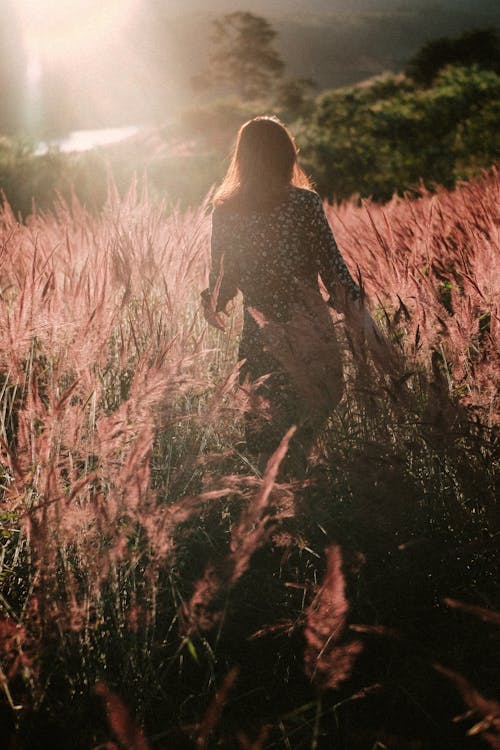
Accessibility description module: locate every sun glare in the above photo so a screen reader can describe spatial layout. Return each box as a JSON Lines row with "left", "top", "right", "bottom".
{"left": 16, "top": 0, "right": 140, "bottom": 64}
{"left": 15, "top": 0, "right": 143, "bottom": 132}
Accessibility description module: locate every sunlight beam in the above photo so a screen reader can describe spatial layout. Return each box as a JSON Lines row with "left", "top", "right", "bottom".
{"left": 16, "top": 0, "right": 140, "bottom": 64}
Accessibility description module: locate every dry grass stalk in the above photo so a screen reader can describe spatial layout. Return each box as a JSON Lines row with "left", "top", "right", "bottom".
{"left": 183, "top": 428, "right": 296, "bottom": 634}
{"left": 96, "top": 681, "right": 151, "bottom": 750}
{"left": 196, "top": 667, "right": 239, "bottom": 749}
{"left": 304, "top": 546, "right": 362, "bottom": 690}
{"left": 434, "top": 663, "right": 500, "bottom": 749}
{"left": 329, "top": 170, "right": 499, "bottom": 424}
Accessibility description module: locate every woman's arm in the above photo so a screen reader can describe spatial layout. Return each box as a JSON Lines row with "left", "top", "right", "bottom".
{"left": 209, "top": 208, "right": 239, "bottom": 311}
{"left": 201, "top": 208, "right": 239, "bottom": 330}
{"left": 308, "top": 192, "right": 360, "bottom": 313}
{"left": 307, "top": 194, "right": 402, "bottom": 374}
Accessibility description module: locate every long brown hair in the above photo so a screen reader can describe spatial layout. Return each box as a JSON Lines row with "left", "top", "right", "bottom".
{"left": 213, "top": 115, "right": 312, "bottom": 211}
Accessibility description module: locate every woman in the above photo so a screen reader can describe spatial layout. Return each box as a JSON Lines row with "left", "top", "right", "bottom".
{"left": 201, "top": 115, "right": 361, "bottom": 471}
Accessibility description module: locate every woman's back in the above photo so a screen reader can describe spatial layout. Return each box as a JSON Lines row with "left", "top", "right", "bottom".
{"left": 202, "top": 115, "right": 361, "bottom": 467}
{"left": 212, "top": 187, "right": 320, "bottom": 319}
{"left": 211, "top": 186, "right": 359, "bottom": 320}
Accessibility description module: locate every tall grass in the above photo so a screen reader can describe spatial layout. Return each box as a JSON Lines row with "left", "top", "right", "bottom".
{"left": 330, "top": 170, "right": 499, "bottom": 425}
{"left": 0, "top": 172, "right": 498, "bottom": 748}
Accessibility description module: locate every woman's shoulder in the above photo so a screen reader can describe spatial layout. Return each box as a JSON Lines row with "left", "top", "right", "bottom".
{"left": 211, "top": 202, "right": 239, "bottom": 226}
{"left": 211, "top": 197, "right": 249, "bottom": 222}
{"left": 288, "top": 187, "right": 322, "bottom": 210}
{"left": 291, "top": 187, "right": 318, "bottom": 198}
{"left": 212, "top": 201, "right": 231, "bottom": 217}
{"left": 212, "top": 188, "right": 321, "bottom": 219}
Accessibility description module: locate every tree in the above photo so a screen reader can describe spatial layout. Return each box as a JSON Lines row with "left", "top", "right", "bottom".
{"left": 405, "top": 28, "right": 500, "bottom": 86}
{"left": 298, "top": 67, "right": 500, "bottom": 201}
{"left": 274, "top": 76, "right": 316, "bottom": 119}
{"left": 194, "top": 12, "right": 285, "bottom": 100}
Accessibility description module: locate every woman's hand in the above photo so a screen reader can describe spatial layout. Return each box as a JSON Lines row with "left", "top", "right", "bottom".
{"left": 201, "top": 289, "right": 226, "bottom": 332}
{"left": 344, "top": 296, "right": 401, "bottom": 372}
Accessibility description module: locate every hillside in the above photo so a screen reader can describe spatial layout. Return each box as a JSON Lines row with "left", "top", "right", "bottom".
{"left": 0, "top": 170, "right": 498, "bottom": 748}
{"left": 154, "top": 0, "right": 500, "bottom": 91}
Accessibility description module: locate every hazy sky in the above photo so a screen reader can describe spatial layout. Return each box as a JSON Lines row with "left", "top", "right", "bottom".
{"left": 2, "top": 0, "right": 499, "bottom": 135}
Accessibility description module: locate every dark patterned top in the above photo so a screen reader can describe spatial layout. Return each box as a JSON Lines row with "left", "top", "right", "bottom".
{"left": 208, "top": 187, "right": 359, "bottom": 320}
{"left": 205, "top": 187, "right": 360, "bottom": 453}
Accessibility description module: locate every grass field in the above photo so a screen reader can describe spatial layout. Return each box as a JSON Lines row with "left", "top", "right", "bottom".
{"left": 0, "top": 171, "right": 498, "bottom": 749}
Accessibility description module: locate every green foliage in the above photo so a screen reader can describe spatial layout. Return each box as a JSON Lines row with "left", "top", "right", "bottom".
{"left": 405, "top": 27, "right": 500, "bottom": 86}
{"left": 0, "top": 137, "right": 68, "bottom": 216}
{"left": 2, "top": 58, "right": 498, "bottom": 217}
{"left": 0, "top": 137, "right": 116, "bottom": 217}
{"left": 299, "top": 66, "right": 500, "bottom": 201}
{"left": 273, "top": 76, "right": 317, "bottom": 121}
{"left": 0, "top": 133, "right": 221, "bottom": 218}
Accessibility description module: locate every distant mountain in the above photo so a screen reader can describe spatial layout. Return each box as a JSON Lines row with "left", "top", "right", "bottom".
{"left": 154, "top": 0, "right": 500, "bottom": 16}
{"left": 153, "top": 0, "right": 500, "bottom": 93}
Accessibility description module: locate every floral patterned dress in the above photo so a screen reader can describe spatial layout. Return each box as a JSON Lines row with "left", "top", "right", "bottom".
{"left": 206, "top": 187, "right": 360, "bottom": 455}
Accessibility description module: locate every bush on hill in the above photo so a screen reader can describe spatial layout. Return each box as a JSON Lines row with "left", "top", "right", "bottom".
{"left": 0, "top": 64, "right": 498, "bottom": 216}
{"left": 298, "top": 65, "right": 500, "bottom": 201}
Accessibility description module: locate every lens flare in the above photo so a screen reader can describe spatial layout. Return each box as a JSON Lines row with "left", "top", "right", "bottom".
{"left": 16, "top": 0, "right": 140, "bottom": 64}
{"left": 15, "top": 0, "right": 143, "bottom": 133}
